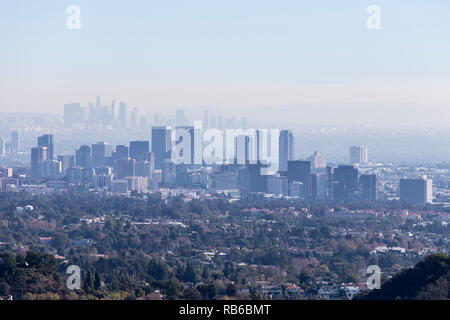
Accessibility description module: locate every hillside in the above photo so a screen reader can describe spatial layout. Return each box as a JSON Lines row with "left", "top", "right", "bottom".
{"left": 359, "top": 254, "right": 449, "bottom": 300}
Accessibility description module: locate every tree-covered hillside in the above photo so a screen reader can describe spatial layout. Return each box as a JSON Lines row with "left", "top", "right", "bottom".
{"left": 359, "top": 254, "right": 449, "bottom": 300}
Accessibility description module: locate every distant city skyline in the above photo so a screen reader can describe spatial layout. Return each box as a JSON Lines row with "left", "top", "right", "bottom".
{"left": 1, "top": 1, "right": 450, "bottom": 127}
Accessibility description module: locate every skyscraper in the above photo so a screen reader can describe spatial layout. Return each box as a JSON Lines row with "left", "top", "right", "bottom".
{"left": 241, "top": 117, "right": 248, "bottom": 130}
{"left": 38, "top": 134, "right": 54, "bottom": 160}
{"left": 333, "top": 165, "right": 359, "bottom": 200}
{"left": 129, "top": 141, "right": 150, "bottom": 161}
{"left": 306, "top": 173, "right": 318, "bottom": 200}
{"left": 350, "top": 146, "right": 368, "bottom": 164}
{"left": 217, "top": 116, "right": 224, "bottom": 130}
{"left": 307, "top": 151, "right": 326, "bottom": 169}
{"left": 11, "top": 130, "right": 19, "bottom": 153}
{"left": 64, "top": 103, "right": 83, "bottom": 126}
{"left": 234, "top": 135, "right": 251, "bottom": 165}
{"left": 91, "top": 142, "right": 113, "bottom": 168}
{"left": 210, "top": 114, "right": 216, "bottom": 128}
{"left": 114, "top": 158, "right": 136, "bottom": 179}
{"left": 111, "top": 99, "right": 117, "bottom": 124}
{"left": 225, "top": 117, "right": 236, "bottom": 130}
{"left": 89, "top": 102, "right": 97, "bottom": 125}
{"left": 75, "top": 145, "right": 91, "bottom": 168}
{"left": 131, "top": 107, "right": 138, "bottom": 128}
{"left": 279, "top": 130, "right": 294, "bottom": 172}
{"left": 287, "top": 160, "right": 310, "bottom": 185}
{"left": 0, "top": 137, "right": 4, "bottom": 156}
{"left": 57, "top": 155, "right": 74, "bottom": 176}
{"left": 400, "top": 176, "right": 432, "bottom": 205}
{"left": 112, "top": 145, "right": 129, "bottom": 161}
{"left": 175, "top": 126, "right": 202, "bottom": 165}
{"left": 176, "top": 110, "right": 187, "bottom": 126}
{"left": 203, "top": 111, "right": 209, "bottom": 130}
{"left": 359, "top": 174, "right": 377, "bottom": 201}
{"left": 135, "top": 161, "right": 153, "bottom": 178}
{"left": 31, "top": 147, "right": 48, "bottom": 178}
{"left": 119, "top": 101, "right": 127, "bottom": 128}
{"left": 247, "top": 163, "right": 268, "bottom": 193}
{"left": 152, "top": 126, "right": 172, "bottom": 170}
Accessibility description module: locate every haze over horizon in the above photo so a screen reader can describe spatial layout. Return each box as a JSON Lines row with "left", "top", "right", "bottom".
{"left": 2, "top": 1, "right": 450, "bottom": 127}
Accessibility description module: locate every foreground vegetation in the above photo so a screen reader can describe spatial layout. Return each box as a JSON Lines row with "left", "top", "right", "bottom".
{"left": 0, "top": 192, "right": 448, "bottom": 300}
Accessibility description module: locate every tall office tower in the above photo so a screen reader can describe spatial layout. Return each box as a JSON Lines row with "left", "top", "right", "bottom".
{"left": 135, "top": 161, "right": 153, "bottom": 178}
{"left": 267, "top": 175, "right": 288, "bottom": 196}
{"left": 112, "top": 145, "right": 129, "bottom": 161}
{"left": 210, "top": 115, "right": 216, "bottom": 128}
{"left": 217, "top": 116, "right": 224, "bottom": 130}
{"left": 138, "top": 116, "right": 147, "bottom": 131}
{"left": 0, "top": 137, "right": 4, "bottom": 156}
{"left": 333, "top": 165, "right": 359, "bottom": 200}
{"left": 162, "top": 159, "right": 176, "bottom": 185}
{"left": 119, "top": 101, "right": 127, "bottom": 128}
{"left": 234, "top": 135, "right": 251, "bottom": 165}
{"left": 131, "top": 107, "right": 138, "bottom": 128}
{"left": 360, "top": 174, "right": 377, "bottom": 201}
{"left": 255, "top": 129, "right": 264, "bottom": 164}
{"left": 31, "top": 147, "right": 48, "bottom": 178}
{"left": 75, "top": 145, "right": 91, "bottom": 168}
{"left": 203, "top": 111, "right": 209, "bottom": 130}
{"left": 194, "top": 121, "right": 204, "bottom": 165}
{"left": 326, "top": 166, "right": 334, "bottom": 200}
{"left": 152, "top": 126, "right": 172, "bottom": 170}
{"left": 39, "top": 160, "right": 62, "bottom": 179}
{"left": 307, "top": 151, "right": 326, "bottom": 169}
{"left": 279, "top": 130, "right": 295, "bottom": 172}
{"left": 129, "top": 141, "right": 151, "bottom": 161}
{"left": 248, "top": 163, "right": 268, "bottom": 192}
{"left": 316, "top": 173, "right": 329, "bottom": 200}
{"left": 114, "top": 158, "right": 136, "bottom": 179}
{"left": 176, "top": 109, "right": 187, "bottom": 126}
{"left": 91, "top": 142, "right": 113, "bottom": 168}
{"left": 111, "top": 100, "right": 117, "bottom": 123}
{"left": 11, "top": 130, "right": 20, "bottom": 153}
{"left": 96, "top": 96, "right": 101, "bottom": 107}
{"left": 64, "top": 103, "right": 83, "bottom": 126}
{"left": 174, "top": 125, "right": 202, "bottom": 165}
{"left": 88, "top": 103, "right": 97, "bottom": 125}
{"left": 350, "top": 146, "right": 368, "bottom": 164}
{"left": 37, "top": 134, "right": 54, "bottom": 160}
{"left": 306, "top": 173, "right": 318, "bottom": 200}
{"left": 99, "top": 105, "right": 111, "bottom": 127}
{"left": 287, "top": 160, "right": 311, "bottom": 185}
{"left": 241, "top": 117, "right": 248, "bottom": 130}
{"left": 400, "top": 176, "right": 433, "bottom": 205}
{"left": 225, "top": 117, "right": 236, "bottom": 130}
{"left": 57, "top": 155, "right": 74, "bottom": 176}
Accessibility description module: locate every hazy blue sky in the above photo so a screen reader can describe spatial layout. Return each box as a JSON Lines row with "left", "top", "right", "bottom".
{"left": 1, "top": 1, "right": 450, "bottom": 120}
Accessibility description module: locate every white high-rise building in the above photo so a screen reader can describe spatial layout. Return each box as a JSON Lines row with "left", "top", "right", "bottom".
{"left": 350, "top": 146, "right": 368, "bottom": 164}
